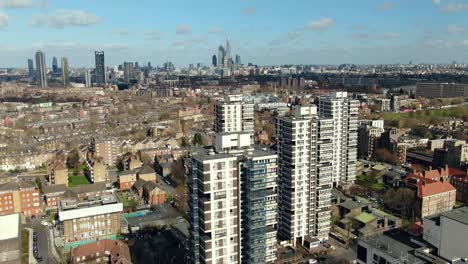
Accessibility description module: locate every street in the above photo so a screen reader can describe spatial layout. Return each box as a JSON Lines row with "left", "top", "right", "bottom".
{"left": 31, "top": 219, "right": 57, "bottom": 264}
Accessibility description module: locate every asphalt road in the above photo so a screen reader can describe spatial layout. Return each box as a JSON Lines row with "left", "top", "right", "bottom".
{"left": 32, "top": 219, "right": 57, "bottom": 264}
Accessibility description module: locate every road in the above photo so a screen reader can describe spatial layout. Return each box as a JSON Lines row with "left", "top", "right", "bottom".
{"left": 31, "top": 219, "right": 57, "bottom": 264}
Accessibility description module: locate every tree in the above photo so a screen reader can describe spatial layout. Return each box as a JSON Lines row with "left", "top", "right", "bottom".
{"left": 193, "top": 133, "right": 204, "bottom": 146}
{"left": 174, "top": 185, "right": 188, "bottom": 216}
{"left": 140, "top": 153, "right": 154, "bottom": 166}
{"left": 66, "top": 149, "right": 80, "bottom": 170}
{"left": 394, "top": 188, "right": 416, "bottom": 219}
{"left": 373, "top": 148, "right": 397, "bottom": 165}
{"left": 171, "top": 158, "right": 185, "bottom": 184}
{"left": 35, "top": 177, "right": 43, "bottom": 194}
{"left": 348, "top": 184, "right": 367, "bottom": 197}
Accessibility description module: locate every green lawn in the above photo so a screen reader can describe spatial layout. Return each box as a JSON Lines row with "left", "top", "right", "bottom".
{"left": 68, "top": 175, "right": 91, "bottom": 187}
{"left": 383, "top": 106, "right": 467, "bottom": 122}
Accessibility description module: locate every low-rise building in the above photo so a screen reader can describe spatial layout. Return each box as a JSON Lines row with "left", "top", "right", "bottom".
{"left": 406, "top": 172, "right": 456, "bottom": 219}
{"left": 136, "top": 165, "right": 156, "bottom": 182}
{"left": 118, "top": 170, "right": 137, "bottom": 190}
{"left": 86, "top": 158, "right": 108, "bottom": 183}
{"left": 47, "top": 160, "right": 69, "bottom": 186}
{"left": 58, "top": 193, "right": 123, "bottom": 244}
{"left": 0, "top": 180, "right": 42, "bottom": 218}
{"left": 43, "top": 184, "right": 67, "bottom": 209}
{"left": 0, "top": 213, "right": 21, "bottom": 264}
{"left": 71, "top": 239, "right": 131, "bottom": 264}
{"left": 423, "top": 206, "right": 468, "bottom": 262}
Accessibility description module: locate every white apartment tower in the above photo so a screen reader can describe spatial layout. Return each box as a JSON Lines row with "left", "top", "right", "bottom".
{"left": 189, "top": 96, "right": 278, "bottom": 264}
{"left": 317, "top": 92, "right": 359, "bottom": 188}
{"left": 276, "top": 105, "right": 333, "bottom": 247}
{"left": 215, "top": 95, "right": 254, "bottom": 133}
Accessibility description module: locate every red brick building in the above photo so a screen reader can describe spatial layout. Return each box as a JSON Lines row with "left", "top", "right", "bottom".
{"left": 0, "top": 180, "right": 42, "bottom": 217}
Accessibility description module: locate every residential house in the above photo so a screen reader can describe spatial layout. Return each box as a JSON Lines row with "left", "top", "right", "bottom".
{"left": 119, "top": 170, "right": 137, "bottom": 191}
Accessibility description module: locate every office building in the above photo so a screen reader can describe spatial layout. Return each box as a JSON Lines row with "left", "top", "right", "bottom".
{"left": 94, "top": 51, "right": 106, "bottom": 86}
{"left": 0, "top": 213, "right": 21, "bottom": 263}
{"left": 52, "top": 56, "right": 58, "bottom": 74}
{"left": 276, "top": 105, "right": 333, "bottom": 247}
{"left": 224, "top": 38, "right": 232, "bottom": 70}
{"left": 61, "top": 57, "right": 69, "bottom": 86}
{"left": 124, "top": 62, "right": 134, "bottom": 83}
{"left": 35, "top": 51, "right": 47, "bottom": 88}
{"left": 214, "top": 95, "right": 254, "bottom": 133}
{"left": 416, "top": 83, "right": 468, "bottom": 98}
{"left": 212, "top": 55, "right": 217, "bottom": 67}
{"left": 235, "top": 54, "right": 241, "bottom": 70}
{"left": 27, "top": 59, "right": 34, "bottom": 77}
{"left": 317, "top": 92, "right": 359, "bottom": 187}
{"left": 85, "top": 70, "right": 91, "bottom": 87}
{"left": 358, "top": 120, "right": 384, "bottom": 160}
{"left": 217, "top": 45, "right": 225, "bottom": 68}
{"left": 58, "top": 193, "right": 123, "bottom": 244}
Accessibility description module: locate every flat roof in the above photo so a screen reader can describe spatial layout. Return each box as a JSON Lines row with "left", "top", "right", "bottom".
{"left": 59, "top": 203, "right": 123, "bottom": 221}
{"left": 0, "top": 214, "right": 19, "bottom": 240}
{"left": 440, "top": 206, "right": 468, "bottom": 225}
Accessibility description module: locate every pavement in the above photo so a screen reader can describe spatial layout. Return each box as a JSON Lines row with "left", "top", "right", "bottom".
{"left": 26, "top": 228, "right": 37, "bottom": 264}
{"left": 31, "top": 219, "right": 58, "bottom": 264}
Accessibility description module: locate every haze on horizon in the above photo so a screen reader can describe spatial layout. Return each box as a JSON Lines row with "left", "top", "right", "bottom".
{"left": 0, "top": 0, "right": 467, "bottom": 67}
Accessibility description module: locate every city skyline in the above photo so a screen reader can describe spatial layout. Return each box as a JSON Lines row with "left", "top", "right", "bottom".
{"left": 0, "top": 0, "right": 467, "bottom": 67}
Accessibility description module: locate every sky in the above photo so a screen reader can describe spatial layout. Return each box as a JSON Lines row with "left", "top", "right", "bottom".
{"left": 0, "top": 0, "right": 467, "bottom": 67}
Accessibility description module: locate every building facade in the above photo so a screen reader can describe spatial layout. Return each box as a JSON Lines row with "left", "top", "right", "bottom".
{"left": 61, "top": 57, "right": 70, "bottom": 86}
{"left": 94, "top": 51, "right": 106, "bottom": 86}
{"left": 214, "top": 95, "right": 254, "bottom": 133}
{"left": 416, "top": 83, "right": 468, "bottom": 98}
{"left": 276, "top": 105, "right": 333, "bottom": 247}
{"left": 317, "top": 92, "right": 359, "bottom": 187}
{"left": 35, "top": 51, "right": 47, "bottom": 88}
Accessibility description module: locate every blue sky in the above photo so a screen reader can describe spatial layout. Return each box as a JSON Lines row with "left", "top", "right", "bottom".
{"left": 0, "top": 0, "right": 467, "bottom": 67}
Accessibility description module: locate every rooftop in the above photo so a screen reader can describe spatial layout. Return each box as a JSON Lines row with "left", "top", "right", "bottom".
{"left": 0, "top": 214, "right": 19, "bottom": 240}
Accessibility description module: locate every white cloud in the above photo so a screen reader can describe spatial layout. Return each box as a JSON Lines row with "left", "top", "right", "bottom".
{"left": 0, "top": 11, "right": 8, "bottom": 28}
{"left": 144, "top": 30, "right": 162, "bottom": 40}
{"left": 442, "top": 2, "right": 468, "bottom": 12}
{"left": 447, "top": 24, "right": 465, "bottom": 35}
{"left": 460, "top": 40, "right": 468, "bottom": 47}
{"left": 305, "top": 17, "right": 335, "bottom": 30}
{"left": 243, "top": 7, "right": 256, "bottom": 15}
{"left": 208, "top": 27, "right": 224, "bottom": 34}
{"left": 0, "top": 0, "right": 33, "bottom": 8}
{"left": 432, "top": 0, "right": 441, "bottom": 4}
{"left": 383, "top": 32, "right": 401, "bottom": 39}
{"left": 29, "top": 9, "right": 101, "bottom": 29}
{"left": 176, "top": 24, "right": 192, "bottom": 35}
{"left": 377, "top": 1, "right": 394, "bottom": 11}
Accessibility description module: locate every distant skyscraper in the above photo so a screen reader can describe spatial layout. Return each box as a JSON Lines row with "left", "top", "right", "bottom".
{"left": 317, "top": 92, "right": 359, "bottom": 187}
{"left": 27, "top": 59, "right": 34, "bottom": 77}
{"left": 147, "top": 62, "right": 152, "bottom": 70}
{"left": 134, "top": 62, "right": 139, "bottom": 70}
{"left": 94, "top": 51, "right": 106, "bottom": 86}
{"left": 35, "top": 51, "right": 47, "bottom": 88}
{"left": 123, "top": 62, "right": 134, "bottom": 83}
{"left": 212, "top": 54, "right": 217, "bottom": 67}
{"left": 235, "top": 54, "right": 241, "bottom": 70}
{"left": 61, "top": 57, "right": 69, "bottom": 86}
{"left": 85, "top": 70, "right": 91, "bottom": 87}
{"left": 217, "top": 45, "right": 225, "bottom": 68}
{"left": 224, "top": 38, "right": 232, "bottom": 69}
{"left": 52, "top": 57, "right": 58, "bottom": 74}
